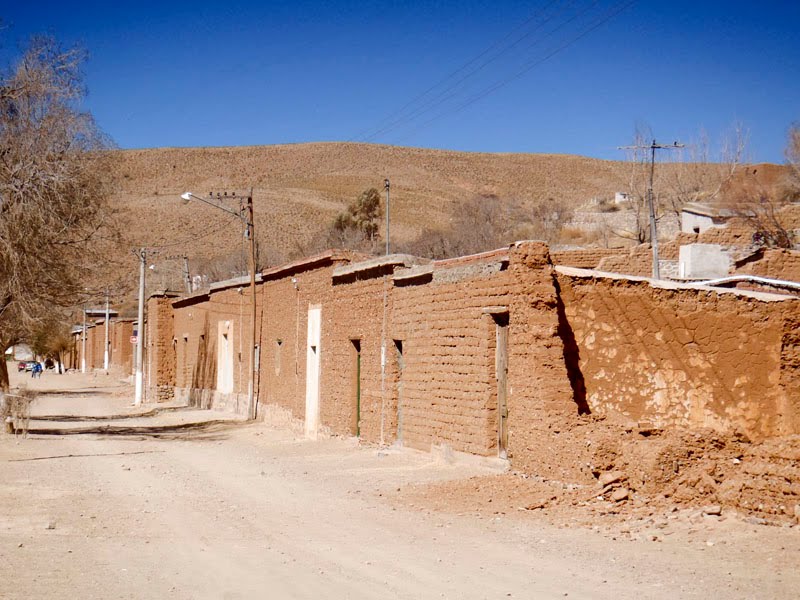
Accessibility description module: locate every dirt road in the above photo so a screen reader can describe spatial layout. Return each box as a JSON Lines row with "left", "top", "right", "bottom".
{"left": 1, "top": 371, "right": 797, "bottom": 599}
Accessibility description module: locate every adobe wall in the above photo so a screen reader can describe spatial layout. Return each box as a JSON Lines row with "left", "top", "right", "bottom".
{"left": 503, "top": 243, "right": 582, "bottom": 478}
{"left": 172, "top": 286, "right": 259, "bottom": 415}
{"left": 329, "top": 265, "right": 398, "bottom": 443}
{"left": 734, "top": 249, "right": 800, "bottom": 282}
{"left": 145, "top": 296, "right": 177, "bottom": 402}
{"left": 369, "top": 243, "right": 578, "bottom": 470}
{"left": 110, "top": 320, "right": 134, "bottom": 374}
{"left": 258, "top": 255, "right": 353, "bottom": 425}
{"left": 388, "top": 252, "right": 512, "bottom": 454}
{"left": 555, "top": 268, "right": 800, "bottom": 440}
{"left": 550, "top": 247, "right": 625, "bottom": 269}
{"left": 90, "top": 322, "right": 104, "bottom": 370}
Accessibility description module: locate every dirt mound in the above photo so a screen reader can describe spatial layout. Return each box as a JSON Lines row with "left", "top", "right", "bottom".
{"left": 396, "top": 427, "right": 800, "bottom": 527}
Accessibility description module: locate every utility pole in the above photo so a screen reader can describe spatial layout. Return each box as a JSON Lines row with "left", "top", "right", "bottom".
{"left": 81, "top": 306, "right": 87, "bottom": 374}
{"left": 179, "top": 191, "right": 259, "bottom": 420}
{"left": 182, "top": 256, "right": 192, "bottom": 294}
{"left": 384, "top": 178, "right": 391, "bottom": 255}
{"left": 245, "top": 191, "right": 258, "bottom": 420}
{"left": 103, "top": 288, "right": 110, "bottom": 371}
{"left": 618, "top": 139, "right": 684, "bottom": 279}
{"left": 134, "top": 248, "right": 146, "bottom": 406}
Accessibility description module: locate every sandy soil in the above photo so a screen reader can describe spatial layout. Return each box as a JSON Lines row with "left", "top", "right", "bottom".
{"left": 1, "top": 371, "right": 798, "bottom": 599}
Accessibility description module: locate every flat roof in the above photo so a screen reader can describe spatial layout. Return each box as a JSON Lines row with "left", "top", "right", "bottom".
{"left": 555, "top": 266, "right": 797, "bottom": 302}
{"left": 682, "top": 202, "right": 741, "bottom": 218}
{"left": 261, "top": 249, "right": 357, "bottom": 281}
{"left": 433, "top": 246, "right": 510, "bottom": 268}
{"left": 333, "top": 254, "right": 428, "bottom": 279}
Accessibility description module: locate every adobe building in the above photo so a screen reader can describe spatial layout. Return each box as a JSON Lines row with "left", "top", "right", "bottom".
{"left": 142, "top": 241, "right": 799, "bottom": 478}
{"left": 170, "top": 274, "right": 265, "bottom": 412}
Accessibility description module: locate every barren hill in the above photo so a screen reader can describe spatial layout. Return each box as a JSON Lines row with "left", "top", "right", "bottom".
{"left": 109, "top": 142, "right": 787, "bottom": 298}
{"left": 113, "top": 143, "right": 629, "bottom": 259}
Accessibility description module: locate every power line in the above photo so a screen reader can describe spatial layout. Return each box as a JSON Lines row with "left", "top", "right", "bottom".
{"left": 351, "top": 0, "right": 569, "bottom": 142}
{"left": 391, "top": 0, "right": 636, "bottom": 145}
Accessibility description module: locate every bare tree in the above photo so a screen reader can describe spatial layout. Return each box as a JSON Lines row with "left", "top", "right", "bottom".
{"left": 0, "top": 36, "right": 117, "bottom": 389}
{"left": 618, "top": 123, "right": 655, "bottom": 243}
{"left": 400, "top": 195, "right": 570, "bottom": 259}
{"left": 664, "top": 123, "right": 748, "bottom": 217}
{"left": 785, "top": 122, "right": 800, "bottom": 198}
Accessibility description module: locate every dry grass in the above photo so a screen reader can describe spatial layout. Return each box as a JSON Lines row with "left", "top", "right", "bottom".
{"left": 106, "top": 142, "right": 787, "bottom": 296}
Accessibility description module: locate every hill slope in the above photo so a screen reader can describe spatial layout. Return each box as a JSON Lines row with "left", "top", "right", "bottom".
{"left": 113, "top": 142, "right": 631, "bottom": 259}
{"left": 108, "top": 142, "right": 787, "bottom": 301}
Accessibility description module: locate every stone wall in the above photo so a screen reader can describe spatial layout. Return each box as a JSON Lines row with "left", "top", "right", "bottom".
{"left": 555, "top": 267, "right": 800, "bottom": 440}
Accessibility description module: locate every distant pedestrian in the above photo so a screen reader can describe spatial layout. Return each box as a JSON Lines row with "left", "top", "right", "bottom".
{"left": 34, "top": 362, "right": 43, "bottom": 379}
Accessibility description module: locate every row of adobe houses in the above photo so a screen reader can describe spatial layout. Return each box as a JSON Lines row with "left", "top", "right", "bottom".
{"left": 71, "top": 240, "right": 800, "bottom": 475}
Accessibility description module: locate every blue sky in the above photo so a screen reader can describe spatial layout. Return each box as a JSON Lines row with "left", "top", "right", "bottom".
{"left": 2, "top": 1, "right": 798, "bottom": 162}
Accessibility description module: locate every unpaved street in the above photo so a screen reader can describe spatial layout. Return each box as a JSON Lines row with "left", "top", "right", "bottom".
{"left": 1, "top": 372, "right": 798, "bottom": 599}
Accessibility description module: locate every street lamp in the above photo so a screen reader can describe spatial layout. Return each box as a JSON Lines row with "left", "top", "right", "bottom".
{"left": 180, "top": 191, "right": 259, "bottom": 420}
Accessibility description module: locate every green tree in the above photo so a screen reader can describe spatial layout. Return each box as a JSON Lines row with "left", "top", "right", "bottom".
{"left": 335, "top": 187, "right": 382, "bottom": 242}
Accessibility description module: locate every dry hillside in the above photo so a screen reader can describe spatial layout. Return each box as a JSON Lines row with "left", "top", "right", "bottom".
{"left": 113, "top": 142, "right": 630, "bottom": 259}
{"left": 107, "top": 142, "right": 787, "bottom": 304}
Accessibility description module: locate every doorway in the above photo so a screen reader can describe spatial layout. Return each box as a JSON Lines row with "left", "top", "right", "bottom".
{"left": 304, "top": 306, "right": 322, "bottom": 439}
{"left": 492, "top": 312, "right": 509, "bottom": 459}
{"left": 394, "top": 339, "right": 404, "bottom": 443}
{"left": 350, "top": 339, "right": 361, "bottom": 436}
{"left": 217, "top": 321, "right": 234, "bottom": 394}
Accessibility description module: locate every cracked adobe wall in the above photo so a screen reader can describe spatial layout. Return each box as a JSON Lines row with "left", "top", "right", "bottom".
{"left": 556, "top": 270, "right": 800, "bottom": 439}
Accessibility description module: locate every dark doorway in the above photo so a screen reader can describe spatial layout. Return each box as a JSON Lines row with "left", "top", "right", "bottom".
{"left": 394, "top": 339, "right": 404, "bottom": 443}
{"left": 351, "top": 339, "right": 361, "bottom": 437}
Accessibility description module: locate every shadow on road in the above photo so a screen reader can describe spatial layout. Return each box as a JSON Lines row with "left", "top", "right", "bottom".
{"left": 19, "top": 420, "right": 241, "bottom": 441}
{"left": 30, "top": 405, "right": 195, "bottom": 422}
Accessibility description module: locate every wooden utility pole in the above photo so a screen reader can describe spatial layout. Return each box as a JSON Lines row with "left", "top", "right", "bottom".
{"left": 245, "top": 191, "right": 258, "bottom": 420}
{"left": 618, "top": 139, "right": 684, "bottom": 279}
{"left": 179, "top": 191, "right": 259, "bottom": 420}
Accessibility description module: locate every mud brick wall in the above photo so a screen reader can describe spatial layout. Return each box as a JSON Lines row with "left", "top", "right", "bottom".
{"left": 173, "top": 286, "right": 261, "bottom": 400}
{"left": 390, "top": 255, "right": 512, "bottom": 454}
{"left": 110, "top": 320, "right": 134, "bottom": 373}
{"left": 329, "top": 269, "right": 395, "bottom": 442}
{"left": 734, "top": 249, "right": 800, "bottom": 282}
{"left": 90, "top": 322, "right": 104, "bottom": 369}
{"left": 145, "top": 296, "right": 177, "bottom": 402}
{"left": 596, "top": 240, "right": 688, "bottom": 277}
{"left": 216, "top": 287, "right": 258, "bottom": 398}
{"left": 259, "top": 257, "right": 350, "bottom": 423}
{"left": 173, "top": 296, "right": 212, "bottom": 392}
{"left": 503, "top": 243, "right": 580, "bottom": 477}
{"left": 556, "top": 269, "right": 800, "bottom": 439}
{"left": 550, "top": 248, "right": 625, "bottom": 269}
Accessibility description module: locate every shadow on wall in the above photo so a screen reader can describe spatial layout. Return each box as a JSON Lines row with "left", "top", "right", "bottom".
{"left": 553, "top": 276, "right": 590, "bottom": 415}
{"left": 191, "top": 315, "right": 217, "bottom": 404}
